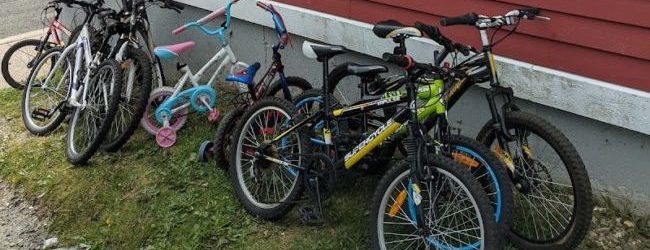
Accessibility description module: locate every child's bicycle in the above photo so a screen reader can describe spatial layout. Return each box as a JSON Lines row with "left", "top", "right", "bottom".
{"left": 198, "top": 1, "right": 312, "bottom": 164}
{"left": 228, "top": 40, "right": 499, "bottom": 248}
{"left": 1, "top": 0, "right": 80, "bottom": 90}
{"left": 142, "top": 0, "right": 247, "bottom": 148}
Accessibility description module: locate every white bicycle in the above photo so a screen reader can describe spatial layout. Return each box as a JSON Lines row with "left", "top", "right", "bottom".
{"left": 21, "top": 0, "right": 124, "bottom": 165}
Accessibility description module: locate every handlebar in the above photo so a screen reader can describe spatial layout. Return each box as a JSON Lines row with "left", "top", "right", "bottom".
{"left": 440, "top": 12, "right": 478, "bottom": 27}
{"left": 440, "top": 8, "right": 549, "bottom": 28}
{"left": 172, "top": 0, "right": 238, "bottom": 35}
{"left": 414, "top": 22, "right": 472, "bottom": 56}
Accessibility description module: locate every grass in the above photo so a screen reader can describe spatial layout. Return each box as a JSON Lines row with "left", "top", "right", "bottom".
{"left": 0, "top": 88, "right": 374, "bottom": 249}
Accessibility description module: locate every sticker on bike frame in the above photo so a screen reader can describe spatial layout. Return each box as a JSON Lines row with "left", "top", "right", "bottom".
{"left": 343, "top": 119, "right": 402, "bottom": 169}
{"left": 332, "top": 95, "right": 402, "bottom": 117}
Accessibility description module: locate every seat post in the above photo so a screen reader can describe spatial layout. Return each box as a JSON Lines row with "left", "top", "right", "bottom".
{"left": 321, "top": 56, "right": 332, "bottom": 150}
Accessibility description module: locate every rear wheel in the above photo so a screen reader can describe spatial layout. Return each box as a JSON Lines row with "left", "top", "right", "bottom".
{"left": 66, "top": 60, "right": 123, "bottom": 165}
{"left": 2, "top": 39, "right": 51, "bottom": 89}
{"left": 370, "top": 155, "right": 499, "bottom": 249}
{"left": 21, "top": 48, "right": 71, "bottom": 135}
{"left": 477, "top": 111, "right": 592, "bottom": 250}
{"left": 141, "top": 86, "right": 188, "bottom": 135}
{"left": 230, "top": 97, "right": 303, "bottom": 220}
{"left": 102, "top": 47, "right": 153, "bottom": 151}
{"left": 446, "top": 135, "right": 513, "bottom": 235}
{"left": 266, "top": 76, "right": 312, "bottom": 100}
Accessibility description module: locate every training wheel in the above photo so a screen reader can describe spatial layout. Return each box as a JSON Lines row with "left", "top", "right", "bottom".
{"left": 208, "top": 109, "right": 220, "bottom": 123}
{"left": 198, "top": 140, "right": 215, "bottom": 163}
{"left": 156, "top": 127, "right": 177, "bottom": 148}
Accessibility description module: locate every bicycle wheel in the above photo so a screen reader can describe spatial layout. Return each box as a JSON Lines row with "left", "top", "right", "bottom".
{"left": 21, "top": 48, "right": 71, "bottom": 135}
{"left": 102, "top": 47, "right": 153, "bottom": 151}
{"left": 476, "top": 111, "right": 592, "bottom": 250}
{"left": 140, "top": 86, "right": 189, "bottom": 135}
{"left": 447, "top": 135, "right": 513, "bottom": 234}
{"left": 266, "top": 76, "right": 312, "bottom": 100}
{"left": 213, "top": 106, "right": 246, "bottom": 170}
{"left": 2, "top": 39, "right": 52, "bottom": 89}
{"left": 370, "top": 155, "right": 499, "bottom": 249}
{"left": 66, "top": 59, "right": 123, "bottom": 165}
{"left": 230, "top": 97, "right": 303, "bottom": 220}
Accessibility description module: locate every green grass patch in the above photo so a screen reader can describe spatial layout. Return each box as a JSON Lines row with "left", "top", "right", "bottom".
{"left": 0, "top": 88, "right": 374, "bottom": 249}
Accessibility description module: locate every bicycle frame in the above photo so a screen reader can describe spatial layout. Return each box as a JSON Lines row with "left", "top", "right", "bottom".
{"left": 263, "top": 79, "right": 446, "bottom": 170}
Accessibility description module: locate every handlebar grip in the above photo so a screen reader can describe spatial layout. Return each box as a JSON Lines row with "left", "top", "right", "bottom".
{"left": 520, "top": 7, "right": 540, "bottom": 16}
{"left": 440, "top": 12, "right": 479, "bottom": 26}
{"left": 172, "top": 24, "right": 189, "bottom": 35}
{"left": 382, "top": 53, "right": 412, "bottom": 68}
{"left": 414, "top": 21, "right": 453, "bottom": 49}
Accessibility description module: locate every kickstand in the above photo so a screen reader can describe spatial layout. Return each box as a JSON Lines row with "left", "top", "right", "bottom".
{"left": 299, "top": 177, "right": 324, "bottom": 226}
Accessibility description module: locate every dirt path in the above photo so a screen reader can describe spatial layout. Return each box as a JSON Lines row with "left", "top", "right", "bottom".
{"left": 0, "top": 182, "right": 49, "bottom": 250}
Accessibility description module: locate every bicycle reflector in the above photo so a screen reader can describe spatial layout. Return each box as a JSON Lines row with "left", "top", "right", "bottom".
{"left": 452, "top": 152, "right": 480, "bottom": 168}
{"left": 388, "top": 189, "right": 407, "bottom": 218}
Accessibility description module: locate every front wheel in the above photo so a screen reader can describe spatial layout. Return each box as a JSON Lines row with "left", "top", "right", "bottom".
{"left": 21, "top": 48, "right": 71, "bottom": 135}
{"left": 2, "top": 39, "right": 51, "bottom": 89}
{"left": 213, "top": 106, "right": 246, "bottom": 169}
{"left": 476, "top": 111, "right": 592, "bottom": 250}
{"left": 370, "top": 155, "right": 499, "bottom": 250}
{"left": 230, "top": 97, "right": 303, "bottom": 220}
{"left": 66, "top": 60, "right": 123, "bottom": 165}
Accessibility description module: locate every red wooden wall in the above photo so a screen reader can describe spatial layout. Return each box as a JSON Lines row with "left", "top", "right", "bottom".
{"left": 278, "top": 0, "right": 650, "bottom": 92}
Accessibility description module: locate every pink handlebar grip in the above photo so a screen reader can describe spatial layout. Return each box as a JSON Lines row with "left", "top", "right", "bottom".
{"left": 172, "top": 24, "right": 188, "bottom": 35}
{"left": 197, "top": 7, "right": 226, "bottom": 25}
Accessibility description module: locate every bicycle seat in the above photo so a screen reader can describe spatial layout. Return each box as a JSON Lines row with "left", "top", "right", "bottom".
{"left": 154, "top": 41, "right": 196, "bottom": 60}
{"left": 347, "top": 64, "right": 388, "bottom": 76}
{"left": 373, "top": 20, "right": 422, "bottom": 39}
{"left": 226, "top": 63, "right": 261, "bottom": 85}
{"left": 302, "top": 41, "right": 349, "bottom": 61}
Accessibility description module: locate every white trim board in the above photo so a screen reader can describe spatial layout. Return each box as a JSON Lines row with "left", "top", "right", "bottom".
{"left": 177, "top": 0, "right": 650, "bottom": 135}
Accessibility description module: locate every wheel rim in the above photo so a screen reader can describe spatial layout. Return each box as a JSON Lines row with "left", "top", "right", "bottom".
{"left": 452, "top": 145, "right": 503, "bottom": 223}
{"left": 491, "top": 128, "right": 576, "bottom": 243}
{"left": 143, "top": 88, "right": 186, "bottom": 132}
{"left": 23, "top": 51, "right": 70, "bottom": 129}
{"left": 107, "top": 59, "right": 143, "bottom": 143}
{"left": 8, "top": 43, "right": 41, "bottom": 85}
{"left": 235, "top": 106, "right": 300, "bottom": 208}
{"left": 69, "top": 64, "right": 115, "bottom": 156}
{"left": 377, "top": 168, "right": 485, "bottom": 250}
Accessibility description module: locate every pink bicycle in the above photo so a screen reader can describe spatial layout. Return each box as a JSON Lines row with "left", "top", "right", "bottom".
{"left": 1, "top": 0, "right": 81, "bottom": 89}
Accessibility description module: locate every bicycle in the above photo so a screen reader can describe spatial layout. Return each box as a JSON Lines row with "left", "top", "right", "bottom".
{"left": 98, "top": 0, "right": 184, "bottom": 152}
{"left": 292, "top": 20, "right": 514, "bottom": 235}
{"left": 229, "top": 40, "right": 499, "bottom": 249}
{"left": 22, "top": 0, "right": 125, "bottom": 165}
{"left": 141, "top": 0, "right": 247, "bottom": 148}
{"left": 198, "top": 1, "right": 312, "bottom": 167}
{"left": 425, "top": 8, "right": 592, "bottom": 249}
{"left": 1, "top": 0, "right": 81, "bottom": 90}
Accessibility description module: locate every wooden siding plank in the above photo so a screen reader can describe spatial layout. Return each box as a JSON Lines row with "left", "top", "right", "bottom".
{"left": 366, "top": 0, "right": 650, "bottom": 60}
{"left": 351, "top": 0, "right": 649, "bottom": 91}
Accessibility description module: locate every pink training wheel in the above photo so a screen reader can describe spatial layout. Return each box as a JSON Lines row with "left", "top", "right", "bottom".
{"left": 208, "top": 109, "right": 220, "bottom": 123}
{"left": 156, "top": 127, "right": 177, "bottom": 148}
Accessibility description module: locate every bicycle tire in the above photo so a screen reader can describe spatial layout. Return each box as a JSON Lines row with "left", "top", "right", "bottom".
{"left": 370, "top": 154, "right": 499, "bottom": 249}
{"left": 102, "top": 47, "right": 153, "bottom": 151}
{"left": 2, "top": 39, "right": 49, "bottom": 89}
{"left": 66, "top": 59, "right": 123, "bottom": 165}
{"left": 447, "top": 135, "right": 513, "bottom": 235}
{"left": 265, "top": 76, "right": 312, "bottom": 99}
{"left": 213, "top": 106, "right": 245, "bottom": 169}
{"left": 476, "top": 111, "right": 592, "bottom": 250}
{"left": 230, "top": 96, "right": 304, "bottom": 220}
{"left": 21, "top": 48, "right": 71, "bottom": 135}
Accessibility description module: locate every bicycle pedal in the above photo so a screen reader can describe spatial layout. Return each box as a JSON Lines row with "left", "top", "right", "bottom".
{"left": 31, "top": 108, "right": 50, "bottom": 122}
{"left": 298, "top": 206, "right": 324, "bottom": 226}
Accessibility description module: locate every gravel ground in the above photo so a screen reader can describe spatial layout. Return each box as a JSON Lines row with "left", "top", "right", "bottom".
{"left": 0, "top": 183, "right": 49, "bottom": 250}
